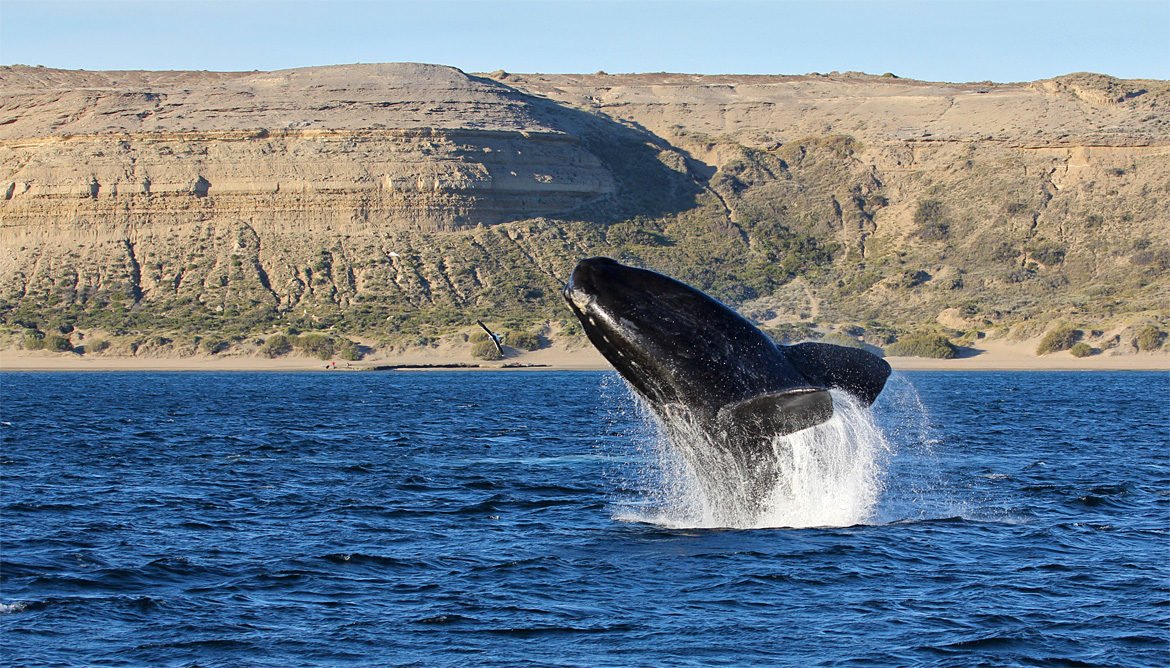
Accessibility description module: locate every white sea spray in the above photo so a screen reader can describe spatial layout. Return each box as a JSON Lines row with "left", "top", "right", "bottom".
{"left": 618, "top": 390, "right": 894, "bottom": 529}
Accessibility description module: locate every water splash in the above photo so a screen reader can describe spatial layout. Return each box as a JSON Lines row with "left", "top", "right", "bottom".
{"left": 616, "top": 391, "right": 892, "bottom": 529}
{"left": 760, "top": 392, "right": 892, "bottom": 528}
{"left": 871, "top": 372, "right": 973, "bottom": 523}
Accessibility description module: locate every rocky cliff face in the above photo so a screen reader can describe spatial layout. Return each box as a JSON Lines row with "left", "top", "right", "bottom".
{"left": 1, "top": 64, "right": 1167, "bottom": 350}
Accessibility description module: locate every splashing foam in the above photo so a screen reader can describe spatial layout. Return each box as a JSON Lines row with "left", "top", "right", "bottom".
{"left": 621, "top": 391, "right": 892, "bottom": 530}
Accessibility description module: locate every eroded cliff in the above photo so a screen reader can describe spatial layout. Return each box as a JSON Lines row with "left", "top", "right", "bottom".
{"left": 1, "top": 64, "right": 1167, "bottom": 355}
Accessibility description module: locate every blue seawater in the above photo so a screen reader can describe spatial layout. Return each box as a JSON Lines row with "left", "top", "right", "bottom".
{"left": 1, "top": 370, "right": 1167, "bottom": 666}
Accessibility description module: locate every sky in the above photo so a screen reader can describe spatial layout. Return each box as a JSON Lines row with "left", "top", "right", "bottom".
{"left": 1, "top": 0, "right": 1167, "bottom": 83}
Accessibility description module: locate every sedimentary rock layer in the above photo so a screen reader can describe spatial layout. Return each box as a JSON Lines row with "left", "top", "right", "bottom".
{"left": 1, "top": 64, "right": 1167, "bottom": 339}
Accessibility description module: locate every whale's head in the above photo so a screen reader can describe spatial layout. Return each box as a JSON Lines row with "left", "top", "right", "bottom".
{"left": 563, "top": 257, "right": 799, "bottom": 414}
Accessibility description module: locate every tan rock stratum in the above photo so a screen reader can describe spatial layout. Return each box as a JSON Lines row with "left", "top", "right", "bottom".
{"left": 1, "top": 63, "right": 1167, "bottom": 361}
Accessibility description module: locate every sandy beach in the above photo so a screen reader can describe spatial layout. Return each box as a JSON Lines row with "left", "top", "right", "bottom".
{"left": 2, "top": 339, "right": 1167, "bottom": 373}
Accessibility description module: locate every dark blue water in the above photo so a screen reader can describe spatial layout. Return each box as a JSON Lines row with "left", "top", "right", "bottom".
{"left": 2, "top": 371, "right": 1167, "bottom": 666}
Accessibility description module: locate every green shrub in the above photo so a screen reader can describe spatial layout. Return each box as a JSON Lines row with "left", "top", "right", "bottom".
{"left": 861, "top": 322, "right": 898, "bottom": 346}
{"left": 819, "top": 332, "right": 865, "bottom": 348}
{"left": 43, "top": 334, "right": 73, "bottom": 352}
{"left": 1025, "top": 240, "right": 1067, "bottom": 266}
{"left": 886, "top": 332, "right": 958, "bottom": 359}
{"left": 262, "top": 334, "right": 292, "bottom": 358}
{"left": 84, "top": 339, "right": 110, "bottom": 354}
{"left": 337, "top": 338, "right": 362, "bottom": 361}
{"left": 203, "top": 338, "right": 230, "bottom": 354}
{"left": 1135, "top": 325, "right": 1166, "bottom": 352}
{"left": 1036, "top": 324, "right": 1081, "bottom": 355}
{"left": 918, "top": 222, "right": 950, "bottom": 241}
{"left": 1069, "top": 342, "right": 1095, "bottom": 358}
{"left": 468, "top": 330, "right": 490, "bottom": 343}
{"left": 471, "top": 340, "right": 504, "bottom": 360}
{"left": 22, "top": 334, "right": 45, "bottom": 350}
{"left": 506, "top": 330, "right": 544, "bottom": 351}
{"left": 893, "top": 270, "right": 931, "bottom": 288}
{"left": 295, "top": 333, "right": 334, "bottom": 360}
{"left": 914, "top": 199, "right": 949, "bottom": 241}
{"left": 765, "top": 322, "right": 817, "bottom": 344}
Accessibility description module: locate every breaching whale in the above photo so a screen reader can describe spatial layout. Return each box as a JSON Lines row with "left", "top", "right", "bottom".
{"left": 563, "top": 256, "right": 891, "bottom": 462}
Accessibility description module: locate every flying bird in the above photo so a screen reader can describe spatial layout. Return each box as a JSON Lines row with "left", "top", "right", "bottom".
{"left": 477, "top": 320, "right": 504, "bottom": 356}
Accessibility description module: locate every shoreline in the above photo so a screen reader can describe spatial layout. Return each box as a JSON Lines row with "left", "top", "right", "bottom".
{"left": 2, "top": 345, "right": 1167, "bottom": 373}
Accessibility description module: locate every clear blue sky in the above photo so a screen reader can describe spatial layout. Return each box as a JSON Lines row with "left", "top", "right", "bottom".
{"left": 1, "top": 0, "right": 1167, "bottom": 82}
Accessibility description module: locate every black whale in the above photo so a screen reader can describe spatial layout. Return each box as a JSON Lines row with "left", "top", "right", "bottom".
{"left": 563, "top": 257, "right": 891, "bottom": 443}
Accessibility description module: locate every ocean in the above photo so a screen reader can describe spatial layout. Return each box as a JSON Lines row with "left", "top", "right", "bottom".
{"left": 1, "top": 370, "right": 1167, "bottom": 666}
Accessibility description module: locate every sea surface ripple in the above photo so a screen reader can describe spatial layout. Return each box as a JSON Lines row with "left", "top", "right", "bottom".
{"left": 1, "top": 370, "right": 1167, "bottom": 666}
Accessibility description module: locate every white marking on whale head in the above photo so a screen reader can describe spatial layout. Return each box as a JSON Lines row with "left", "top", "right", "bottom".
{"left": 566, "top": 287, "right": 594, "bottom": 312}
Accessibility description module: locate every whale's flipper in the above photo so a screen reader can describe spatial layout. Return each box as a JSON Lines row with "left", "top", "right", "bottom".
{"left": 785, "top": 342, "right": 892, "bottom": 407}
{"left": 716, "top": 388, "right": 835, "bottom": 437}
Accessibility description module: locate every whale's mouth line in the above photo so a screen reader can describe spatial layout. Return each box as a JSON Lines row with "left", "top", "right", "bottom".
{"left": 566, "top": 292, "right": 639, "bottom": 364}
